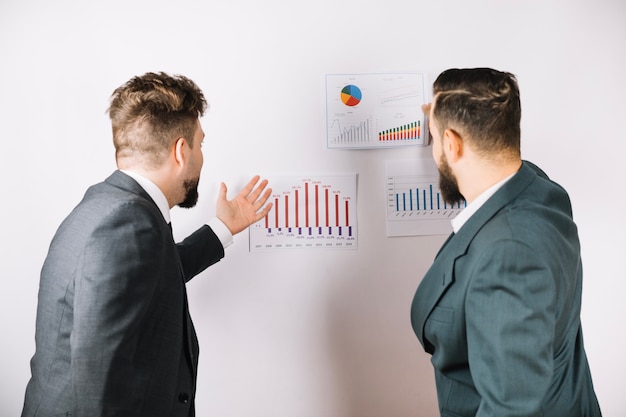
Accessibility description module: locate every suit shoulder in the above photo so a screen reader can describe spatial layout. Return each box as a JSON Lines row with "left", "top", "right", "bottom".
{"left": 477, "top": 192, "right": 579, "bottom": 258}
{"left": 58, "top": 181, "right": 162, "bottom": 239}
{"left": 522, "top": 161, "right": 573, "bottom": 215}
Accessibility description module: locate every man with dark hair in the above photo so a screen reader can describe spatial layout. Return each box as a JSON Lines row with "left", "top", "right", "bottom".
{"left": 411, "top": 68, "right": 602, "bottom": 416}
{"left": 22, "top": 72, "right": 272, "bottom": 417}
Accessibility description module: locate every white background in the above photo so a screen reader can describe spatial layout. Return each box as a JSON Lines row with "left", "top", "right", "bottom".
{"left": 1, "top": 0, "right": 624, "bottom": 416}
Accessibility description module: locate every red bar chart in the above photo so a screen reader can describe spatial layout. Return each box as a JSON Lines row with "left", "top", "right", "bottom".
{"left": 250, "top": 174, "right": 357, "bottom": 251}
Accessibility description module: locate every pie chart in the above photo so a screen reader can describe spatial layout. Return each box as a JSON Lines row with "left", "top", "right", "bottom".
{"left": 340, "top": 85, "right": 362, "bottom": 106}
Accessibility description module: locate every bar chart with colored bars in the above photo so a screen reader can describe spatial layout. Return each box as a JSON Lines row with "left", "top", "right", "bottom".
{"left": 326, "top": 72, "right": 427, "bottom": 149}
{"left": 249, "top": 174, "right": 357, "bottom": 251}
{"left": 385, "top": 159, "right": 466, "bottom": 237}
{"left": 379, "top": 120, "right": 421, "bottom": 141}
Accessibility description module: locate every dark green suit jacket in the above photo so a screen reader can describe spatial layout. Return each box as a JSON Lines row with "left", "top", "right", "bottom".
{"left": 411, "top": 162, "right": 601, "bottom": 417}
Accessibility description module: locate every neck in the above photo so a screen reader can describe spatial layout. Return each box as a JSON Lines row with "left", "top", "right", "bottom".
{"left": 458, "top": 158, "right": 522, "bottom": 204}
{"left": 118, "top": 162, "right": 179, "bottom": 208}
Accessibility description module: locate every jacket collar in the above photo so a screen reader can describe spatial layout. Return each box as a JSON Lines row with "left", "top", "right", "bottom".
{"left": 411, "top": 161, "right": 538, "bottom": 348}
{"left": 105, "top": 170, "right": 155, "bottom": 204}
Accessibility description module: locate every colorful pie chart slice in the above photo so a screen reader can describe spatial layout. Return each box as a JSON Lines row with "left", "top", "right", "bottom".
{"left": 340, "top": 85, "right": 362, "bottom": 106}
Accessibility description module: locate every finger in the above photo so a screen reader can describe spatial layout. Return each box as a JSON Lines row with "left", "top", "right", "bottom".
{"left": 251, "top": 188, "right": 272, "bottom": 212}
{"left": 254, "top": 187, "right": 272, "bottom": 207}
{"left": 253, "top": 202, "right": 273, "bottom": 222}
{"left": 238, "top": 175, "right": 261, "bottom": 199}
{"left": 219, "top": 182, "right": 228, "bottom": 201}
{"left": 246, "top": 178, "right": 269, "bottom": 202}
{"left": 421, "top": 103, "right": 432, "bottom": 114}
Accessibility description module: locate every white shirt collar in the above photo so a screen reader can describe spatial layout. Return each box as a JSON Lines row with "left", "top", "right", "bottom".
{"left": 450, "top": 171, "right": 516, "bottom": 233}
{"left": 120, "top": 170, "right": 171, "bottom": 224}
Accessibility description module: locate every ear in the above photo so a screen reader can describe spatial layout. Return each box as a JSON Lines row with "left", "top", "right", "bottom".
{"left": 443, "top": 129, "right": 463, "bottom": 163}
{"left": 173, "top": 137, "right": 187, "bottom": 169}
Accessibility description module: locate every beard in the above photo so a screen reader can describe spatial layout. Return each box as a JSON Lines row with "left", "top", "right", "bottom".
{"left": 178, "top": 178, "right": 200, "bottom": 209}
{"left": 438, "top": 153, "right": 465, "bottom": 206}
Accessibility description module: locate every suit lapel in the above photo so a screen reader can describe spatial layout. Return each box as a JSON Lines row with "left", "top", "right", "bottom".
{"left": 411, "top": 232, "right": 463, "bottom": 350}
{"left": 411, "top": 162, "right": 538, "bottom": 348}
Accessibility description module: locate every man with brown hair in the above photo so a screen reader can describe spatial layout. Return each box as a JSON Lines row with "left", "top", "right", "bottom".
{"left": 22, "top": 72, "right": 272, "bottom": 417}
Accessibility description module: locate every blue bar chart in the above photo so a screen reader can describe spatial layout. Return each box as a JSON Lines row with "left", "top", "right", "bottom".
{"left": 249, "top": 174, "right": 357, "bottom": 251}
{"left": 326, "top": 73, "right": 428, "bottom": 149}
{"left": 392, "top": 182, "right": 466, "bottom": 212}
{"left": 386, "top": 159, "right": 466, "bottom": 236}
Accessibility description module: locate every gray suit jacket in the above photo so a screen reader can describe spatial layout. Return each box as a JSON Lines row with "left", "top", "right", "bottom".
{"left": 411, "top": 162, "right": 601, "bottom": 417}
{"left": 22, "top": 171, "right": 224, "bottom": 417}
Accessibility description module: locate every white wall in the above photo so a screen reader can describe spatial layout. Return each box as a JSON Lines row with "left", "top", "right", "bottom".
{"left": 1, "top": 0, "right": 624, "bottom": 416}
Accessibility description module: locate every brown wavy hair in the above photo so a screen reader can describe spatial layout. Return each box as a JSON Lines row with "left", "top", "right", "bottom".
{"left": 108, "top": 72, "right": 207, "bottom": 167}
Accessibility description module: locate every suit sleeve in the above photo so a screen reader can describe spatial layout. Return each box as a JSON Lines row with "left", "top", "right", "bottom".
{"left": 71, "top": 204, "right": 165, "bottom": 416}
{"left": 466, "top": 239, "right": 556, "bottom": 417}
{"left": 176, "top": 224, "right": 224, "bottom": 282}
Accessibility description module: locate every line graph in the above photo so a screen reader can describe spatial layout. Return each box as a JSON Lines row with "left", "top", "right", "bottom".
{"left": 379, "top": 83, "right": 422, "bottom": 105}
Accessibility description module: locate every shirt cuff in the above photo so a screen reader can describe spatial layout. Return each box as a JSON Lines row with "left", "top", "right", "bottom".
{"left": 207, "top": 218, "right": 234, "bottom": 249}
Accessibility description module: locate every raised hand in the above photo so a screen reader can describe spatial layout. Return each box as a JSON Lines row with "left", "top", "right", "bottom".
{"left": 216, "top": 175, "right": 273, "bottom": 235}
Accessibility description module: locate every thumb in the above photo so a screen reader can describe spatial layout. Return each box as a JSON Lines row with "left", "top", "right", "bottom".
{"left": 219, "top": 182, "right": 228, "bottom": 201}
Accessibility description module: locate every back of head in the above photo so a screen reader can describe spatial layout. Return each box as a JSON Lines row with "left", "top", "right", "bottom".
{"left": 108, "top": 72, "right": 207, "bottom": 168}
{"left": 432, "top": 68, "right": 521, "bottom": 160}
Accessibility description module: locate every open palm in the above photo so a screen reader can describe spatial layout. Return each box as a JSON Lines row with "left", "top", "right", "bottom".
{"left": 216, "top": 175, "right": 272, "bottom": 235}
